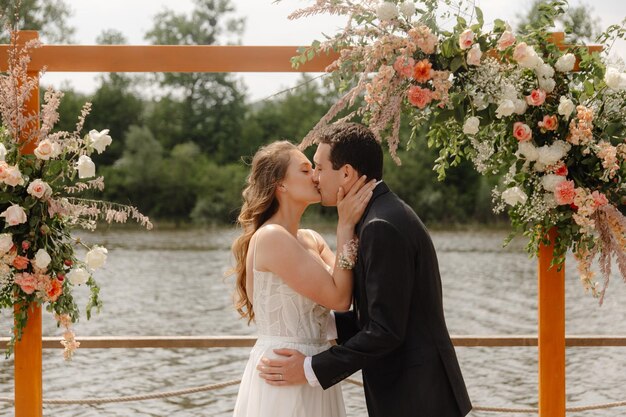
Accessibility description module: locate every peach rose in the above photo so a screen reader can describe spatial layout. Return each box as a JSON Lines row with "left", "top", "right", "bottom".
{"left": 14, "top": 273, "right": 36, "bottom": 294}
{"left": 459, "top": 29, "right": 474, "bottom": 50}
{"left": 526, "top": 89, "right": 546, "bottom": 106}
{"left": 467, "top": 44, "right": 482, "bottom": 66}
{"left": 412, "top": 59, "right": 433, "bottom": 83}
{"left": 513, "top": 122, "right": 533, "bottom": 142}
{"left": 497, "top": 31, "right": 516, "bottom": 51}
{"left": 393, "top": 56, "right": 415, "bottom": 78}
{"left": 407, "top": 86, "right": 433, "bottom": 109}
{"left": 12, "top": 255, "right": 29, "bottom": 270}
{"left": 555, "top": 180, "right": 576, "bottom": 205}
{"left": 538, "top": 115, "right": 558, "bottom": 131}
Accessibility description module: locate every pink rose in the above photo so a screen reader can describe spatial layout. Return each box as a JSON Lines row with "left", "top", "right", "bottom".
{"left": 538, "top": 115, "right": 558, "bottom": 131}
{"left": 0, "top": 204, "right": 27, "bottom": 226}
{"left": 0, "top": 161, "right": 10, "bottom": 183}
{"left": 555, "top": 180, "right": 576, "bottom": 205}
{"left": 497, "top": 31, "right": 516, "bottom": 51}
{"left": 467, "top": 44, "right": 482, "bottom": 66}
{"left": 459, "top": 29, "right": 474, "bottom": 50}
{"left": 513, "top": 122, "right": 533, "bottom": 142}
{"left": 591, "top": 191, "right": 608, "bottom": 208}
{"left": 3, "top": 165, "right": 24, "bottom": 187}
{"left": 393, "top": 56, "right": 415, "bottom": 78}
{"left": 407, "top": 86, "right": 433, "bottom": 109}
{"left": 526, "top": 89, "right": 546, "bottom": 106}
{"left": 27, "top": 179, "right": 52, "bottom": 199}
{"left": 14, "top": 273, "right": 37, "bottom": 294}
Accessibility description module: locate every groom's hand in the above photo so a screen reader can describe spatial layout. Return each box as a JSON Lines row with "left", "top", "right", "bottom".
{"left": 257, "top": 349, "right": 307, "bottom": 386}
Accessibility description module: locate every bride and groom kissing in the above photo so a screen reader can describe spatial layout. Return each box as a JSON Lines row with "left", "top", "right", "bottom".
{"left": 231, "top": 122, "right": 472, "bottom": 417}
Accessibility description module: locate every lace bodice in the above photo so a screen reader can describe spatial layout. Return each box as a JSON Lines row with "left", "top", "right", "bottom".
{"left": 253, "top": 268, "right": 330, "bottom": 339}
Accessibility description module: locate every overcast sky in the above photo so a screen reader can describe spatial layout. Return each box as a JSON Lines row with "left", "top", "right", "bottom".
{"left": 41, "top": 0, "right": 626, "bottom": 102}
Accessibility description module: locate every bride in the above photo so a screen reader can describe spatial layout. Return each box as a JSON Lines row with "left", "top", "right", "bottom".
{"left": 231, "top": 140, "right": 375, "bottom": 417}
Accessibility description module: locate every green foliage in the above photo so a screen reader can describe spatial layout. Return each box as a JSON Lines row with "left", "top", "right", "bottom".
{"left": 0, "top": 0, "right": 74, "bottom": 43}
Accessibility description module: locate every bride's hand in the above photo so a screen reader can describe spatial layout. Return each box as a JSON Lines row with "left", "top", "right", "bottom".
{"left": 337, "top": 176, "right": 377, "bottom": 229}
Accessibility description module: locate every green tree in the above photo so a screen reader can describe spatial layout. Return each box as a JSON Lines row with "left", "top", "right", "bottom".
{"left": 517, "top": 0, "right": 601, "bottom": 44}
{"left": 144, "top": 0, "right": 247, "bottom": 163}
{"left": 0, "top": 0, "right": 74, "bottom": 43}
{"left": 86, "top": 29, "right": 144, "bottom": 166}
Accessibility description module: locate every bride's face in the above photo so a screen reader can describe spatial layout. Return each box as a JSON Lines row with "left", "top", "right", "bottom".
{"left": 278, "top": 150, "right": 321, "bottom": 205}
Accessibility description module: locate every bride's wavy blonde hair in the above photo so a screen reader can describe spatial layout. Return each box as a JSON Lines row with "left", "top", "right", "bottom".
{"left": 232, "top": 141, "right": 297, "bottom": 324}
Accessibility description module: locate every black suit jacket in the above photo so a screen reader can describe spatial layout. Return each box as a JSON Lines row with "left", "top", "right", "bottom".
{"left": 312, "top": 182, "right": 472, "bottom": 417}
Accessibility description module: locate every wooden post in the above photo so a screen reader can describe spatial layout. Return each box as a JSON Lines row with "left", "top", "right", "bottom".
{"left": 538, "top": 227, "right": 565, "bottom": 417}
{"left": 13, "top": 30, "right": 43, "bottom": 417}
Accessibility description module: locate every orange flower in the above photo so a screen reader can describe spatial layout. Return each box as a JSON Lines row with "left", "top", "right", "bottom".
{"left": 407, "top": 86, "right": 433, "bottom": 109}
{"left": 413, "top": 59, "right": 433, "bottom": 83}
{"left": 47, "top": 278, "right": 63, "bottom": 302}
{"left": 12, "top": 255, "right": 29, "bottom": 270}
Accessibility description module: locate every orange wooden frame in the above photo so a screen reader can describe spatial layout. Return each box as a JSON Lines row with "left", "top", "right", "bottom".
{"left": 2, "top": 30, "right": 603, "bottom": 417}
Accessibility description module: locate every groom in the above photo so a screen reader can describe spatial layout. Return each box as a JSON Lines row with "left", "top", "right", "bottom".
{"left": 258, "top": 122, "right": 472, "bottom": 417}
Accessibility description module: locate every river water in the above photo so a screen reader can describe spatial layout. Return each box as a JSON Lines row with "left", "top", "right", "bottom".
{"left": 1, "top": 227, "right": 626, "bottom": 416}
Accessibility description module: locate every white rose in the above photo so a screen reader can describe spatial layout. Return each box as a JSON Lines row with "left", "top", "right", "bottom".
{"left": 538, "top": 77, "right": 556, "bottom": 93}
{"left": 513, "top": 99, "right": 528, "bottom": 115}
{"left": 76, "top": 155, "right": 96, "bottom": 179}
{"left": 541, "top": 174, "right": 566, "bottom": 192}
{"left": 536, "top": 63, "right": 555, "bottom": 79}
{"left": 516, "top": 45, "right": 543, "bottom": 69}
{"left": 558, "top": 96, "right": 575, "bottom": 118}
{"left": 85, "top": 246, "right": 108, "bottom": 269}
{"left": 3, "top": 165, "right": 24, "bottom": 187}
{"left": 34, "top": 249, "right": 52, "bottom": 270}
{"left": 27, "top": 179, "right": 52, "bottom": 199}
{"left": 555, "top": 53, "right": 576, "bottom": 72}
{"left": 67, "top": 267, "right": 90, "bottom": 285}
{"left": 604, "top": 67, "right": 626, "bottom": 91}
{"left": 88, "top": 129, "right": 113, "bottom": 154}
{"left": 518, "top": 141, "right": 539, "bottom": 161}
{"left": 34, "top": 139, "right": 60, "bottom": 160}
{"left": 467, "top": 44, "right": 482, "bottom": 66}
{"left": 502, "top": 187, "right": 528, "bottom": 206}
{"left": 495, "top": 99, "right": 515, "bottom": 118}
{"left": 0, "top": 143, "right": 6, "bottom": 161}
{"left": 0, "top": 204, "right": 27, "bottom": 226}
{"left": 376, "top": 2, "right": 398, "bottom": 21}
{"left": 472, "top": 94, "right": 488, "bottom": 111}
{"left": 462, "top": 116, "right": 480, "bottom": 135}
{"left": 0, "top": 233, "right": 13, "bottom": 253}
{"left": 399, "top": 1, "right": 416, "bottom": 18}
{"left": 537, "top": 141, "right": 570, "bottom": 166}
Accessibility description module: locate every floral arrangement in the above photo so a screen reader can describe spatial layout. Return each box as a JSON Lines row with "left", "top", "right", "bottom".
{"left": 287, "top": 0, "right": 626, "bottom": 302}
{"left": 0, "top": 33, "right": 152, "bottom": 359}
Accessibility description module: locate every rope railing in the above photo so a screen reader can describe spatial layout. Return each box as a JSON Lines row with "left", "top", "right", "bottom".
{"left": 1, "top": 377, "right": 626, "bottom": 413}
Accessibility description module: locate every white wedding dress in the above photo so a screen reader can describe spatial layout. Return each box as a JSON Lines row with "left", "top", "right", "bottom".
{"left": 233, "top": 235, "right": 346, "bottom": 417}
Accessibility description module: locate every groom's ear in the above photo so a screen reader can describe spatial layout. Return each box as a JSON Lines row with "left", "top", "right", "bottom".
{"left": 341, "top": 164, "right": 359, "bottom": 183}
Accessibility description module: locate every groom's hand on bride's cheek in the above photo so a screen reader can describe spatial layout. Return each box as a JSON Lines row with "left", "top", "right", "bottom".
{"left": 256, "top": 349, "right": 307, "bottom": 386}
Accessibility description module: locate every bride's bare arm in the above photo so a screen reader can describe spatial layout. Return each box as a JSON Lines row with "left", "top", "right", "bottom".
{"left": 256, "top": 177, "right": 375, "bottom": 311}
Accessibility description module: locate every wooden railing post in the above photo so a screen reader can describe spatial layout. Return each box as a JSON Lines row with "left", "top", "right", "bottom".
{"left": 538, "top": 227, "right": 565, "bottom": 417}
{"left": 13, "top": 30, "right": 43, "bottom": 417}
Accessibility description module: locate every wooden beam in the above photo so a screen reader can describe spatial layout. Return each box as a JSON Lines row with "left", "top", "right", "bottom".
{"left": 1, "top": 335, "right": 624, "bottom": 349}
{"left": 0, "top": 45, "right": 339, "bottom": 73}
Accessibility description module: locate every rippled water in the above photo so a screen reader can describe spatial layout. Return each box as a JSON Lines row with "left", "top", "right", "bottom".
{"left": 1, "top": 227, "right": 626, "bottom": 416}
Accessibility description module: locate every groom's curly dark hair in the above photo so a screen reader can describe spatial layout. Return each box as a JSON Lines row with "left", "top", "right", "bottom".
{"left": 314, "top": 122, "right": 383, "bottom": 181}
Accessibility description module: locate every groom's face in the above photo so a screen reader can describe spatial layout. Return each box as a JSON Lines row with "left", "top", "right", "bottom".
{"left": 312, "top": 143, "right": 345, "bottom": 207}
